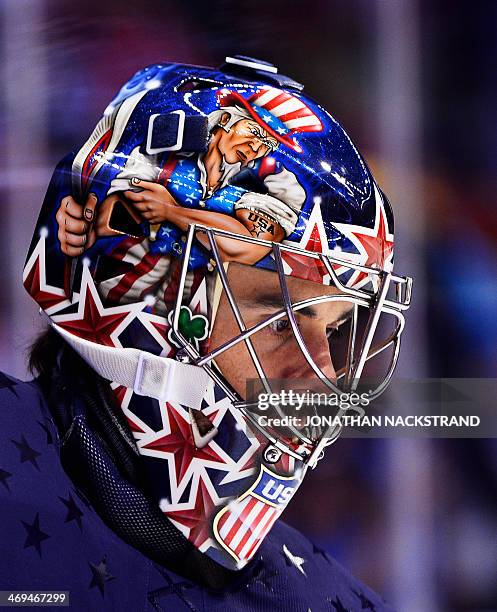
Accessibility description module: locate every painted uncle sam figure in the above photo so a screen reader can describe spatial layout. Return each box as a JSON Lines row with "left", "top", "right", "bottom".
{"left": 56, "top": 82, "right": 321, "bottom": 313}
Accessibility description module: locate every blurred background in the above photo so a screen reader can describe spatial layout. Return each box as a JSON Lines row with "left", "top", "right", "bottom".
{"left": 1, "top": 1, "right": 496, "bottom": 610}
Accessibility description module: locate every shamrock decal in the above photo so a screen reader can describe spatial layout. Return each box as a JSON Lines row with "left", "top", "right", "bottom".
{"left": 167, "top": 305, "right": 208, "bottom": 350}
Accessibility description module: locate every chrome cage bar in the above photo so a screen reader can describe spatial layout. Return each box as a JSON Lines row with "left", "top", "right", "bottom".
{"left": 171, "top": 223, "right": 412, "bottom": 465}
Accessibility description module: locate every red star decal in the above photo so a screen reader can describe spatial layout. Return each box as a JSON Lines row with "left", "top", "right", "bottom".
{"left": 52, "top": 267, "right": 143, "bottom": 347}
{"left": 282, "top": 223, "right": 329, "bottom": 283}
{"left": 23, "top": 234, "right": 70, "bottom": 314}
{"left": 112, "top": 385, "right": 128, "bottom": 405}
{"left": 141, "top": 404, "right": 225, "bottom": 485}
{"left": 23, "top": 258, "right": 67, "bottom": 311}
{"left": 164, "top": 479, "right": 219, "bottom": 548}
{"left": 344, "top": 196, "right": 394, "bottom": 285}
{"left": 125, "top": 411, "right": 147, "bottom": 435}
{"left": 56, "top": 288, "right": 130, "bottom": 345}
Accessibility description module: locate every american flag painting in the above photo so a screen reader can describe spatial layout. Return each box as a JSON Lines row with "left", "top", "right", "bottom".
{"left": 213, "top": 465, "right": 301, "bottom": 565}
{"left": 217, "top": 86, "right": 323, "bottom": 153}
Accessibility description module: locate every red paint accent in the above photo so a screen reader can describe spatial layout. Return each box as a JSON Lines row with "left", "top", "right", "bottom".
{"left": 23, "top": 259, "right": 66, "bottom": 310}
{"left": 63, "top": 258, "right": 72, "bottom": 299}
{"left": 106, "top": 251, "right": 162, "bottom": 304}
{"left": 347, "top": 203, "right": 394, "bottom": 285}
{"left": 113, "top": 385, "right": 128, "bottom": 405}
{"left": 56, "top": 285, "right": 132, "bottom": 347}
{"left": 289, "top": 124, "right": 323, "bottom": 135}
{"left": 158, "top": 154, "right": 179, "bottom": 184}
{"left": 260, "top": 92, "right": 291, "bottom": 111}
{"left": 278, "top": 106, "right": 315, "bottom": 123}
{"left": 142, "top": 403, "right": 224, "bottom": 487}
{"left": 126, "top": 414, "right": 146, "bottom": 433}
{"left": 81, "top": 129, "right": 112, "bottom": 193}
{"left": 257, "top": 157, "right": 277, "bottom": 180}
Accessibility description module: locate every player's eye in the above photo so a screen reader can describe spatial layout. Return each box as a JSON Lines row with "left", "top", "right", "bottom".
{"left": 268, "top": 318, "right": 292, "bottom": 335}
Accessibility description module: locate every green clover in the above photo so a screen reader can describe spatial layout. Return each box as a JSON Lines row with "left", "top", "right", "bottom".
{"left": 167, "top": 306, "right": 208, "bottom": 350}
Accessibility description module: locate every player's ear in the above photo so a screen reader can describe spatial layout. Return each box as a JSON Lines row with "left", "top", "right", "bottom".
{"left": 219, "top": 112, "right": 230, "bottom": 127}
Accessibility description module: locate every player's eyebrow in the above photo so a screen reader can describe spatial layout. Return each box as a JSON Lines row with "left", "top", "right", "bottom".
{"left": 238, "top": 294, "right": 353, "bottom": 322}
{"left": 239, "top": 294, "right": 314, "bottom": 317}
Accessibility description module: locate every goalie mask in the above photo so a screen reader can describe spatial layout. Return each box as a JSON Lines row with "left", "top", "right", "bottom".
{"left": 24, "top": 56, "right": 412, "bottom": 570}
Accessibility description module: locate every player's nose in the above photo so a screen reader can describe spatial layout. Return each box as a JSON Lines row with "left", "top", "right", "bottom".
{"left": 301, "top": 327, "right": 337, "bottom": 381}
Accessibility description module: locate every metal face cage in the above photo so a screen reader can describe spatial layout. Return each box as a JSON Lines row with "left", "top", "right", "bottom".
{"left": 171, "top": 224, "right": 412, "bottom": 467}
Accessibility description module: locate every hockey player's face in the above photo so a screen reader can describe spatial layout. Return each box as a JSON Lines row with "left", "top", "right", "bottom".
{"left": 209, "top": 263, "right": 352, "bottom": 397}
{"left": 218, "top": 119, "right": 275, "bottom": 165}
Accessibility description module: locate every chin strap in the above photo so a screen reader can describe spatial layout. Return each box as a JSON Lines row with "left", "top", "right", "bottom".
{"left": 51, "top": 323, "right": 210, "bottom": 410}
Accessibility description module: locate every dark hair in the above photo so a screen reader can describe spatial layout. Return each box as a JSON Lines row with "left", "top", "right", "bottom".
{"left": 28, "top": 326, "right": 64, "bottom": 378}
{"left": 29, "top": 325, "right": 143, "bottom": 479}
{"left": 27, "top": 327, "right": 236, "bottom": 588}
{"left": 28, "top": 325, "right": 96, "bottom": 394}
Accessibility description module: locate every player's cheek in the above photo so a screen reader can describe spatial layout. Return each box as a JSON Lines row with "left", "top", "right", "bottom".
{"left": 250, "top": 328, "right": 282, "bottom": 359}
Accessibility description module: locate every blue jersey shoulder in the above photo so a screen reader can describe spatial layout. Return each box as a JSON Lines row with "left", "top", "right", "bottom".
{"left": 0, "top": 371, "right": 26, "bottom": 399}
{"left": 256, "top": 520, "right": 395, "bottom": 611}
{"left": 0, "top": 375, "right": 394, "bottom": 611}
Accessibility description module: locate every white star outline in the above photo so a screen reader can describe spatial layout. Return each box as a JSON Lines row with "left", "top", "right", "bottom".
{"left": 166, "top": 501, "right": 226, "bottom": 554}
{"left": 51, "top": 265, "right": 147, "bottom": 348}
{"left": 332, "top": 182, "right": 394, "bottom": 290}
{"left": 115, "top": 379, "right": 260, "bottom": 554}
{"left": 284, "top": 201, "right": 351, "bottom": 283}
{"left": 136, "top": 389, "right": 259, "bottom": 507}
{"left": 101, "top": 269, "right": 261, "bottom": 552}
{"left": 23, "top": 233, "right": 72, "bottom": 315}
{"left": 283, "top": 544, "right": 307, "bottom": 576}
{"left": 111, "top": 383, "right": 151, "bottom": 443}
{"left": 136, "top": 311, "right": 175, "bottom": 357}
{"left": 200, "top": 380, "right": 260, "bottom": 486}
{"left": 136, "top": 402, "right": 228, "bottom": 500}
